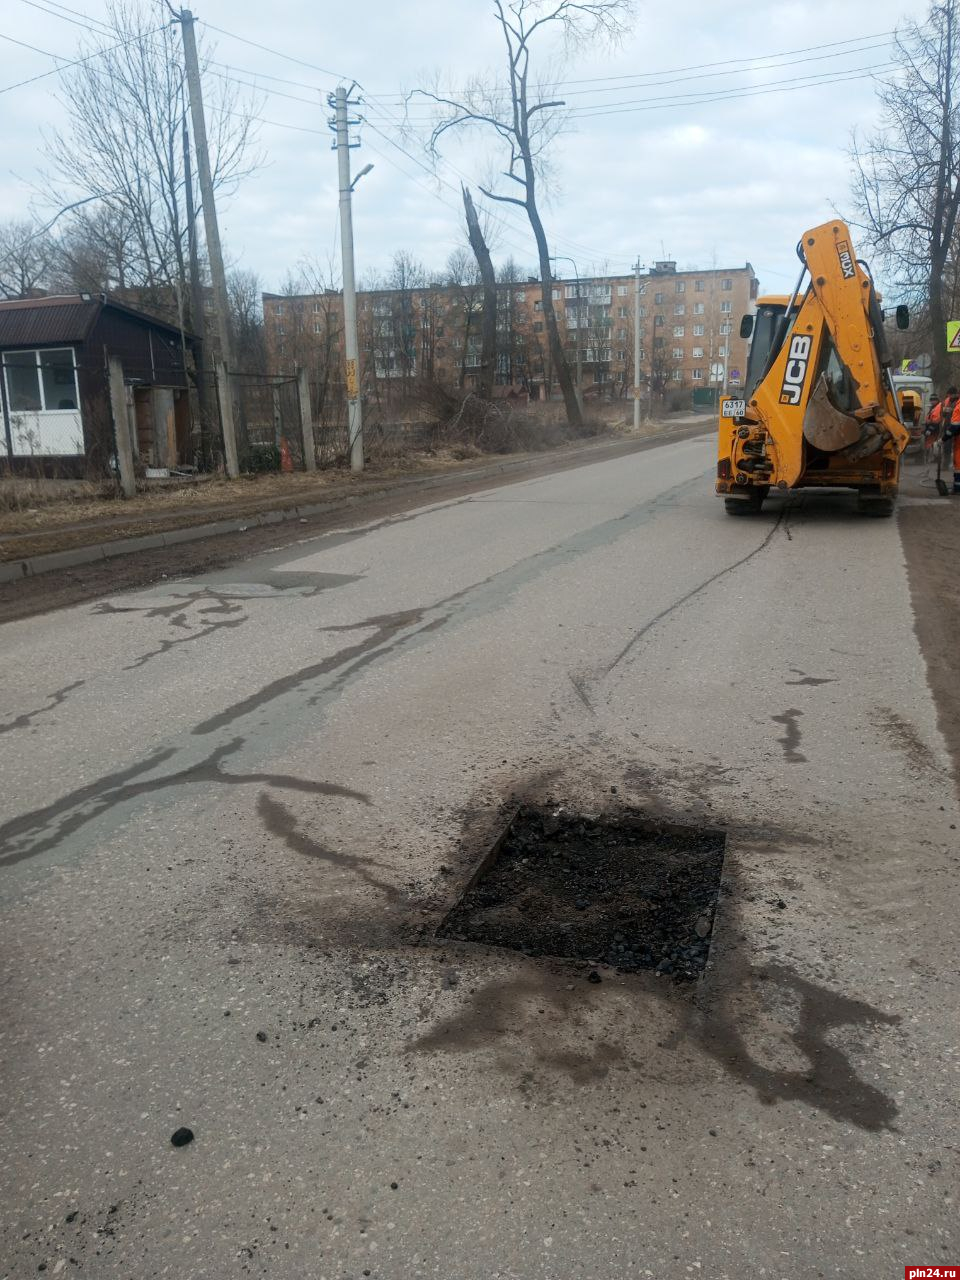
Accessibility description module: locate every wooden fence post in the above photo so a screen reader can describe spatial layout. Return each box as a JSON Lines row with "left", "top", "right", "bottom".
{"left": 108, "top": 356, "right": 136, "bottom": 498}
{"left": 298, "top": 367, "right": 316, "bottom": 472}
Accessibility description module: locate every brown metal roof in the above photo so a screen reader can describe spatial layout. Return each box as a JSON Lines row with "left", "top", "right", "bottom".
{"left": 0, "top": 294, "right": 195, "bottom": 349}
{"left": 0, "top": 296, "right": 101, "bottom": 348}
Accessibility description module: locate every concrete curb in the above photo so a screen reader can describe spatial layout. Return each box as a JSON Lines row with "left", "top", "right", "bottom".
{"left": 0, "top": 425, "right": 709, "bottom": 584}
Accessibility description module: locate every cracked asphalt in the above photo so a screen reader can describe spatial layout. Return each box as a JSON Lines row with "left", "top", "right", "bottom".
{"left": 1, "top": 432, "right": 957, "bottom": 1278}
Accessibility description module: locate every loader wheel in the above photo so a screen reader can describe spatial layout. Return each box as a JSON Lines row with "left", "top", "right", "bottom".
{"left": 857, "top": 490, "right": 894, "bottom": 517}
{"left": 725, "top": 491, "right": 765, "bottom": 516}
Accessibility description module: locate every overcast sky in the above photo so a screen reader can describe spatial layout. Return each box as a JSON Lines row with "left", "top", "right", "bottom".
{"left": 0, "top": 0, "right": 930, "bottom": 298}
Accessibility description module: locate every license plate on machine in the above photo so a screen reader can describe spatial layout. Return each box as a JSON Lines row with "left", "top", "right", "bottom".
{"left": 721, "top": 399, "right": 746, "bottom": 418}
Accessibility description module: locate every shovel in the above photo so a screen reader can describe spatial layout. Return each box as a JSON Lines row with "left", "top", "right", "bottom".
{"left": 936, "top": 433, "right": 950, "bottom": 496}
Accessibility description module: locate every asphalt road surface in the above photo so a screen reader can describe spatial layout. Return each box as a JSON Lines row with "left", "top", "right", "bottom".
{"left": 2, "top": 433, "right": 957, "bottom": 1279}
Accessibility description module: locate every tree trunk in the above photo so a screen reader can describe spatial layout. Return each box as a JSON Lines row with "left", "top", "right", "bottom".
{"left": 462, "top": 187, "right": 498, "bottom": 400}
{"left": 930, "top": 246, "right": 958, "bottom": 389}
{"left": 525, "top": 199, "right": 581, "bottom": 426}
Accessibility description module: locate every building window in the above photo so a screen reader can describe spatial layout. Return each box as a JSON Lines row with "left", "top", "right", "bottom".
{"left": 720, "top": 322, "right": 732, "bottom": 333}
{"left": 275, "top": 303, "right": 284, "bottom": 315}
{"left": 673, "top": 326, "right": 684, "bottom": 338}
{"left": 618, "top": 284, "right": 628, "bottom": 296}
{"left": 534, "top": 321, "right": 543, "bottom": 333}
{"left": 672, "top": 346, "right": 684, "bottom": 359}
{"left": 534, "top": 300, "right": 542, "bottom": 312}
{"left": 3, "top": 347, "right": 79, "bottom": 413}
{"left": 278, "top": 342, "right": 285, "bottom": 356}
{"left": 695, "top": 280, "right": 705, "bottom": 292}
{"left": 615, "top": 350, "right": 626, "bottom": 361}
{"left": 638, "top": 283, "right": 646, "bottom": 295}
{"left": 676, "top": 281, "right": 685, "bottom": 293}
{"left": 718, "top": 344, "right": 727, "bottom": 356}
{"left": 722, "top": 278, "right": 732, "bottom": 290}
{"left": 313, "top": 302, "right": 322, "bottom": 313}
{"left": 720, "top": 301, "right": 732, "bottom": 313}
{"left": 277, "top": 325, "right": 285, "bottom": 336}
{"left": 618, "top": 306, "right": 628, "bottom": 317}
{"left": 692, "top": 368, "right": 704, "bottom": 381}
{"left": 671, "top": 369, "right": 683, "bottom": 381}
{"left": 693, "top": 324, "right": 704, "bottom": 337}
{"left": 616, "top": 328, "right": 627, "bottom": 340}
{"left": 516, "top": 290, "right": 526, "bottom": 303}
{"left": 314, "top": 322, "right": 322, "bottom": 334}
{"left": 694, "top": 302, "right": 705, "bottom": 315}
{"left": 653, "top": 337, "right": 664, "bottom": 349}
{"left": 654, "top": 291, "right": 665, "bottom": 304}
{"left": 674, "top": 303, "right": 685, "bottom": 316}
{"left": 654, "top": 314, "right": 664, "bottom": 327}
{"left": 692, "top": 346, "right": 704, "bottom": 358}
{"left": 552, "top": 288, "right": 561, "bottom": 301}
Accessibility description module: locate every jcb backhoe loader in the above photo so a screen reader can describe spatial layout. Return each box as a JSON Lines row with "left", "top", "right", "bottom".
{"left": 717, "top": 220, "right": 910, "bottom": 517}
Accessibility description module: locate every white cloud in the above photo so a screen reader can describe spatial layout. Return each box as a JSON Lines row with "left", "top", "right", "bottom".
{"left": 0, "top": 0, "right": 930, "bottom": 297}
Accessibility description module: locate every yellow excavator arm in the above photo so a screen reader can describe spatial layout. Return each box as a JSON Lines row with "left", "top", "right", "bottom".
{"left": 718, "top": 220, "right": 909, "bottom": 515}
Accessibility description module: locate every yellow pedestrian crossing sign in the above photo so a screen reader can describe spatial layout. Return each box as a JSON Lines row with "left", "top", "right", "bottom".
{"left": 948, "top": 321, "right": 960, "bottom": 351}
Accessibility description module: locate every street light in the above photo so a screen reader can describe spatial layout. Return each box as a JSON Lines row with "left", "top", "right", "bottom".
{"left": 0, "top": 192, "right": 123, "bottom": 268}
{"left": 550, "top": 253, "right": 583, "bottom": 413}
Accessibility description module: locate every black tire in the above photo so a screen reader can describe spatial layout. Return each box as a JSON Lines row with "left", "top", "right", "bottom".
{"left": 857, "top": 491, "right": 894, "bottom": 517}
{"left": 725, "top": 492, "right": 764, "bottom": 516}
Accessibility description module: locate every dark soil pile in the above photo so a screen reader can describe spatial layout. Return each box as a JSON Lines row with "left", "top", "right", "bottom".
{"left": 439, "top": 807, "right": 726, "bottom": 980}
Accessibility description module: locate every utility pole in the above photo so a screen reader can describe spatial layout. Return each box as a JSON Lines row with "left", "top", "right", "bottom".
{"left": 177, "top": 7, "right": 239, "bottom": 477}
{"left": 330, "top": 85, "right": 364, "bottom": 472}
{"left": 633, "top": 258, "right": 643, "bottom": 430}
{"left": 182, "top": 111, "right": 212, "bottom": 465}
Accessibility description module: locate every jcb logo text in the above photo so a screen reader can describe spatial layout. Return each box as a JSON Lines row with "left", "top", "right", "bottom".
{"left": 837, "top": 240, "right": 856, "bottom": 280}
{"left": 779, "top": 334, "right": 813, "bottom": 405}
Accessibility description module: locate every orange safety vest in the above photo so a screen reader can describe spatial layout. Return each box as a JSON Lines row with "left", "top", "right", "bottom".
{"left": 928, "top": 400, "right": 943, "bottom": 425}
{"left": 951, "top": 397, "right": 960, "bottom": 427}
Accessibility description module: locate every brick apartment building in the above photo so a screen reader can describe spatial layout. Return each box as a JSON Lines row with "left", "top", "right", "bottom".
{"left": 262, "top": 260, "right": 758, "bottom": 406}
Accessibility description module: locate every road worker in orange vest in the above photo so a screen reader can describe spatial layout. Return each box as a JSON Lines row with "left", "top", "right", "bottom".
{"left": 946, "top": 388, "right": 960, "bottom": 492}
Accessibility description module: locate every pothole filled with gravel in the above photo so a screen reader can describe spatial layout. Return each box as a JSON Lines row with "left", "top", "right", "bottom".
{"left": 439, "top": 806, "right": 726, "bottom": 980}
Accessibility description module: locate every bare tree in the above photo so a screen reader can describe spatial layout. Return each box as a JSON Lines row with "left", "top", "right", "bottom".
{"left": 0, "top": 219, "right": 57, "bottom": 299}
{"left": 850, "top": 1, "right": 960, "bottom": 387}
{"left": 228, "top": 269, "right": 266, "bottom": 371}
{"left": 53, "top": 204, "right": 138, "bottom": 295}
{"left": 412, "top": 0, "right": 633, "bottom": 427}
{"left": 44, "top": 0, "right": 260, "bottom": 324}
{"left": 445, "top": 248, "right": 482, "bottom": 387}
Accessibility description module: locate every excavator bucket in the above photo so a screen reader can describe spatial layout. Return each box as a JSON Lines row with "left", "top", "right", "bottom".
{"left": 802, "top": 373, "right": 862, "bottom": 452}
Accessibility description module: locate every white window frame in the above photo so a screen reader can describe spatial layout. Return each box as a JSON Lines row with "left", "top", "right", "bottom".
{"left": 673, "top": 325, "right": 685, "bottom": 338}
{"left": 2, "top": 347, "right": 80, "bottom": 416}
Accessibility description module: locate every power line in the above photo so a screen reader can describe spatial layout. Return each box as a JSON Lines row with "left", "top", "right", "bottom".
{"left": 22, "top": 0, "right": 115, "bottom": 30}
{"left": 16, "top": 0, "right": 115, "bottom": 34}
{"left": 572, "top": 61, "right": 894, "bottom": 117}
{"left": 199, "top": 21, "right": 349, "bottom": 82}
{"left": 368, "top": 28, "right": 898, "bottom": 102}
{"left": 0, "top": 21, "right": 169, "bottom": 94}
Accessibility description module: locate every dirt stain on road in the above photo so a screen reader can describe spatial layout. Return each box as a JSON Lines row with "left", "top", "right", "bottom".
{"left": 0, "top": 679, "right": 85, "bottom": 736}
{"left": 772, "top": 709, "right": 807, "bottom": 763}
